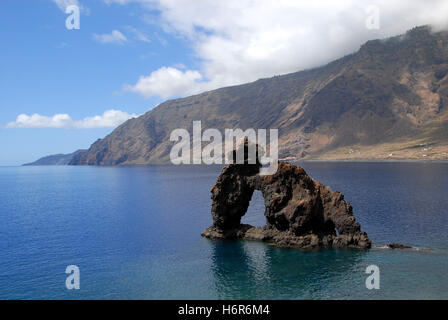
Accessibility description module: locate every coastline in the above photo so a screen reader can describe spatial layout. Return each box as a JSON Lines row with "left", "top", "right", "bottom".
{"left": 292, "top": 158, "right": 448, "bottom": 163}
{"left": 3, "top": 158, "right": 448, "bottom": 168}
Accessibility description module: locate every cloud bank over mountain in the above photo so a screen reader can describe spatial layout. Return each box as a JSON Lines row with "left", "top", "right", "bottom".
{"left": 105, "top": 0, "right": 448, "bottom": 99}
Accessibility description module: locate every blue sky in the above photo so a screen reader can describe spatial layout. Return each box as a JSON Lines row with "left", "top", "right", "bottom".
{"left": 1, "top": 0, "right": 448, "bottom": 165}
{"left": 0, "top": 0, "right": 191, "bottom": 165}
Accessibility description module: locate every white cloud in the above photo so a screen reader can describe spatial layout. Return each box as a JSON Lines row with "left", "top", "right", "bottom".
{"left": 106, "top": 0, "right": 448, "bottom": 99}
{"left": 93, "top": 30, "right": 128, "bottom": 45}
{"left": 52, "top": 0, "right": 89, "bottom": 14}
{"left": 124, "top": 67, "right": 205, "bottom": 98}
{"left": 52, "top": 0, "right": 79, "bottom": 11}
{"left": 124, "top": 26, "right": 151, "bottom": 43}
{"left": 6, "top": 110, "right": 138, "bottom": 129}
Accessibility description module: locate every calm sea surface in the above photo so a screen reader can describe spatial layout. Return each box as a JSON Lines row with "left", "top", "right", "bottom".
{"left": 0, "top": 162, "right": 447, "bottom": 299}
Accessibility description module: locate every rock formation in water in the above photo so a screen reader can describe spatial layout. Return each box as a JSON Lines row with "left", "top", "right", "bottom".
{"left": 202, "top": 159, "right": 371, "bottom": 249}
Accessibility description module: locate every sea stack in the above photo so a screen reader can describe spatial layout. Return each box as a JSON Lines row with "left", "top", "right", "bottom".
{"left": 202, "top": 155, "right": 371, "bottom": 249}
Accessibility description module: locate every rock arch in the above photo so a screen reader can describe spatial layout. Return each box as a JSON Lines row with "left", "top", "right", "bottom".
{"left": 202, "top": 161, "right": 371, "bottom": 249}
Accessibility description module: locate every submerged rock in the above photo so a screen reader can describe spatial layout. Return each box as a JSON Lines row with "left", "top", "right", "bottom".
{"left": 202, "top": 161, "right": 371, "bottom": 249}
{"left": 387, "top": 242, "right": 413, "bottom": 249}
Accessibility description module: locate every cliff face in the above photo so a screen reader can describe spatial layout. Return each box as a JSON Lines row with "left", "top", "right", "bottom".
{"left": 70, "top": 26, "right": 448, "bottom": 165}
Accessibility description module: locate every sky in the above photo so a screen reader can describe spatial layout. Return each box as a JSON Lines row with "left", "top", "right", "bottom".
{"left": 1, "top": 0, "right": 448, "bottom": 165}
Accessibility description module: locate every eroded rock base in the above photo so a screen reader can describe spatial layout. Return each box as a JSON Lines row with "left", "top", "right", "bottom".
{"left": 202, "top": 224, "right": 371, "bottom": 249}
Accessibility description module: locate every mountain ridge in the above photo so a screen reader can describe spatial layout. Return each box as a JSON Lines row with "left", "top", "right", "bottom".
{"left": 70, "top": 25, "right": 448, "bottom": 165}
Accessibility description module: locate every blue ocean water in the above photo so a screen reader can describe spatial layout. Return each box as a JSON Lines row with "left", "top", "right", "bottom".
{"left": 0, "top": 162, "right": 447, "bottom": 299}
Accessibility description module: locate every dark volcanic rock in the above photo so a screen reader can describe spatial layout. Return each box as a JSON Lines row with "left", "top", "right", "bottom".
{"left": 202, "top": 161, "right": 371, "bottom": 249}
{"left": 387, "top": 242, "right": 413, "bottom": 249}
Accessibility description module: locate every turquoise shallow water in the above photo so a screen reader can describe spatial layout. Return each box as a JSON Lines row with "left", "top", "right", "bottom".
{"left": 0, "top": 162, "right": 447, "bottom": 299}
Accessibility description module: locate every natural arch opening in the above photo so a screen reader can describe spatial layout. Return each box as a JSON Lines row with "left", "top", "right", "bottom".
{"left": 241, "top": 190, "right": 266, "bottom": 227}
